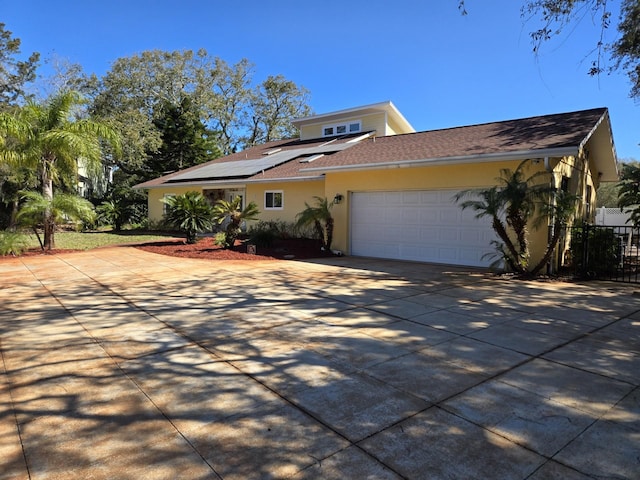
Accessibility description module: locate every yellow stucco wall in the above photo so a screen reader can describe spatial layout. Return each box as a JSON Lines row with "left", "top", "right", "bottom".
{"left": 300, "top": 112, "right": 390, "bottom": 140}
{"left": 323, "top": 159, "right": 566, "bottom": 264}
{"left": 147, "top": 186, "right": 204, "bottom": 223}
{"left": 145, "top": 155, "right": 597, "bottom": 272}
{"left": 245, "top": 180, "right": 325, "bottom": 226}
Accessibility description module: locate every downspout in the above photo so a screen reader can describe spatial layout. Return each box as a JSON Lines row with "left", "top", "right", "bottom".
{"left": 544, "top": 157, "right": 556, "bottom": 275}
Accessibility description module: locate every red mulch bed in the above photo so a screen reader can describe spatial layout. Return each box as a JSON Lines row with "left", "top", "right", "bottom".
{"left": 135, "top": 236, "right": 334, "bottom": 261}
{"left": 0, "top": 237, "right": 336, "bottom": 262}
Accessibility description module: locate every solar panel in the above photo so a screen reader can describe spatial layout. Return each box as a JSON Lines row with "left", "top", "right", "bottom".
{"left": 167, "top": 142, "right": 356, "bottom": 182}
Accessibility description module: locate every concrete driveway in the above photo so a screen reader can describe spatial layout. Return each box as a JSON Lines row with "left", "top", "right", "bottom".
{"left": 1, "top": 247, "right": 639, "bottom": 479}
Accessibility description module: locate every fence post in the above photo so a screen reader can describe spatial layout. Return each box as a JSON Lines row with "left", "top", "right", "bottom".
{"left": 582, "top": 223, "right": 591, "bottom": 278}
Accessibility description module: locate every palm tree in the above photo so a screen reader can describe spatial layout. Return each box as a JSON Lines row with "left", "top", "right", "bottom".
{"left": 295, "top": 196, "right": 335, "bottom": 251}
{"left": 162, "top": 191, "right": 215, "bottom": 244}
{"left": 617, "top": 162, "right": 640, "bottom": 226}
{"left": 17, "top": 191, "right": 96, "bottom": 250}
{"left": 455, "top": 160, "right": 553, "bottom": 274}
{"left": 454, "top": 186, "right": 523, "bottom": 273}
{"left": 530, "top": 190, "right": 579, "bottom": 276}
{"left": 496, "top": 161, "right": 552, "bottom": 267}
{"left": 212, "top": 197, "right": 260, "bottom": 248}
{"left": 97, "top": 199, "right": 129, "bottom": 232}
{"left": 0, "top": 91, "right": 120, "bottom": 249}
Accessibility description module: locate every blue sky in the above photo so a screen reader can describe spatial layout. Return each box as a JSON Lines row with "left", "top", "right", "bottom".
{"left": 5, "top": 0, "right": 639, "bottom": 160}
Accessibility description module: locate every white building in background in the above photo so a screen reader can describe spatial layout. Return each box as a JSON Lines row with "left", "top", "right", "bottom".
{"left": 77, "top": 158, "right": 113, "bottom": 198}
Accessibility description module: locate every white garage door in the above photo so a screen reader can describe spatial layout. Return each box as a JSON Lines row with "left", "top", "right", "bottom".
{"left": 350, "top": 190, "right": 498, "bottom": 267}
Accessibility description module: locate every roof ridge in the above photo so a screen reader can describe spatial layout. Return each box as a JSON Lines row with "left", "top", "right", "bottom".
{"left": 384, "top": 107, "right": 609, "bottom": 138}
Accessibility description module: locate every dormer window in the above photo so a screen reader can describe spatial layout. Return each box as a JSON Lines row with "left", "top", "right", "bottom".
{"left": 323, "top": 121, "right": 361, "bottom": 137}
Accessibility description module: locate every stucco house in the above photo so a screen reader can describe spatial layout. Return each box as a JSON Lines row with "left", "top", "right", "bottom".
{"left": 134, "top": 101, "right": 617, "bottom": 269}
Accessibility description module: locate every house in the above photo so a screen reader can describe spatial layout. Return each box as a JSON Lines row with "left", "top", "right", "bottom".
{"left": 134, "top": 101, "right": 618, "bottom": 269}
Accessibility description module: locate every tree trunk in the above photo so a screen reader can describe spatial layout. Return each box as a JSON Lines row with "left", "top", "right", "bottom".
{"left": 325, "top": 217, "right": 334, "bottom": 251}
{"left": 492, "top": 217, "right": 526, "bottom": 274}
{"left": 314, "top": 220, "right": 325, "bottom": 249}
{"left": 530, "top": 224, "right": 563, "bottom": 276}
{"left": 9, "top": 199, "right": 19, "bottom": 229}
{"left": 43, "top": 175, "right": 55, "bottom": 250}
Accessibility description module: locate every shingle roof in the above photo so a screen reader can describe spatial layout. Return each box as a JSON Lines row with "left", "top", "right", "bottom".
{"left": 134, "top": 107, "right": 612, "bottom": 188}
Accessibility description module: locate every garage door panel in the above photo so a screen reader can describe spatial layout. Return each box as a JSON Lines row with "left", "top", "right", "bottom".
{"left": 402, "top": 191, "right": 421, "bottom": 204}
{"left": 420, "top": 210, "right": 439, "bottom": 223}
{"left": 420, "top": 191, "right": 441, "bottom": 204}
{"left": 351, "top": 190, "right": 497, "bottom": 267}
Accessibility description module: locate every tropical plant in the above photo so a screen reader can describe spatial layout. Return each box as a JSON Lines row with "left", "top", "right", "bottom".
{"left": 0, "top": 90, "right": 120, "bottom": 249}
{"left": 295, "top": 196, "right": 335, "bottom": 251}
{"left": 96, "top": 199, "right": 130, "bottom": 231}
{"left": 454, "top": 186, "right": 519, "bottom": 272}
{"left": 211, "top": 197, "right": 260, "bottom": 248}
{"left": 17, "top": 191, "right": 96, "bottom": 250}
{"left": 0, "top": 230, "right": 30, "bottom": 256}
{"left": 569, "top": 224, "right": 620, "bottom": 277}
{"left": 161, "top": 191, "right": 214, "bottom": 244}
{"left": 454, "top": 160, "right": 554, "bottom": 274}
{"left": 529, "top": 190, "right": 580, "bottom": 276}
{"left": 617, "top": 162, "right": 640, "bottom": 226}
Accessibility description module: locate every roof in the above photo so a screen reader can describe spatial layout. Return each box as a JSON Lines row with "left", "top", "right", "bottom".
{"left": 291, "top": 100, "right": 415, "bottom": 134}
{"left": 134, "top": 107, "right": 618, "bottom": 189}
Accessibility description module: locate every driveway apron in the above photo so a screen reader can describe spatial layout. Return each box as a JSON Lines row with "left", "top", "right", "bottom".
{"left": 1, "top": 247, "right": 639, "bottom": 479}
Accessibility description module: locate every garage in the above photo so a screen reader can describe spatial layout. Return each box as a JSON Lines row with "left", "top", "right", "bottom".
{"left": 350, "top": 190, "right": 498, "bottom": 267}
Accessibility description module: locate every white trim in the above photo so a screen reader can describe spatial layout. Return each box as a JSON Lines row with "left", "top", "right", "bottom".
{"left": 300, "top": 147, "right": 579, "bottom": 173}
{"left": 322, "top": 120, "right": 362, "bottom": 137}
{"left": 134, "top": 176, "right": 326, "bottom": 190}
{"left": 136, "top": 181, "right": 248, "bottom": 190}
{"left": 579, "top": 110, "right": 607, "bottom": 152}
{"left": 264, "top": 190, "right": 284, "bottom": 210}
{"left": 292, "top": 101, "right": 415, "bottom": 133}
{"left": 162, "top": 193, "right": 176, "bottom": 215}
{"left": 247, "top": 175, "right": 324, "bottom": 184}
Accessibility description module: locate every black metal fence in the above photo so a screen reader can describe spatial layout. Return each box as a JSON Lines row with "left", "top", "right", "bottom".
{"left": 563, "top": 224, "right": 640, "bottom": 283}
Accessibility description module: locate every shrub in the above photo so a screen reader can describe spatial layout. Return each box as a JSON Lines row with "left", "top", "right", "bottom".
{"left": 248, "top": 220, "right": 316, "bottom": 240}
{"left": 212, "top": 198, "right": 260, "bottom": 249}
{"left": 569, "top": 225, "right": 620, "bottom": 277}
{"left": 249, "top": 229, "right": 276, "bottom": 248}
{"left": 0, "top": 231, "right": 30, "bottom": 256}
{"left": 162, "top": 192, "right": 214, "bottom": 244}
{"left": 213, "top": 231, "right": 228, "bottom": 247}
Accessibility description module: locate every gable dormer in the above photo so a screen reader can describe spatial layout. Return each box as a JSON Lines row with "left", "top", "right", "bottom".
{"left": 292, "top": 101, "right": 415, "bottom": 141}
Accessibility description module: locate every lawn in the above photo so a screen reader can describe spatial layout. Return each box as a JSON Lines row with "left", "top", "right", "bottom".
{"left": 25, "top": 230, "right": 177, "bottom": 250}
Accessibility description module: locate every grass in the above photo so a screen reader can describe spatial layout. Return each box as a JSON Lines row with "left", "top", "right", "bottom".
{"left": 25, "top": 230, "right": 177, "bottom": 250}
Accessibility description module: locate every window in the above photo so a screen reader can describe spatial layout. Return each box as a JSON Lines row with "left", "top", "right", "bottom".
{"left": 585, "top": 185, "right": 592, "bottom": 218}
{"left": 560, "top": 176, "right": 570, "bottom": 192}
{"left": 163, "top": 194, "right": 175, "bottom": 215}
{"left": 265, "top": 190, "right": 283, "bottom": 210}
{"left": 322, "top": 120, "right": 361, "bottom": 137}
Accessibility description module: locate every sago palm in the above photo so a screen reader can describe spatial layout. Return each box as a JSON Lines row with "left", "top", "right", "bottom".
{"left": 295, "top": 196, "right": 335, "bottom": 251}
{"left": 0, "top": 91, "right": 120, "bottom": 249}
{"left": 162, "top": 191, "right": 215, "bottom": 244}
{"left": 212, "top": 197, "right": 260, "bottom": 248}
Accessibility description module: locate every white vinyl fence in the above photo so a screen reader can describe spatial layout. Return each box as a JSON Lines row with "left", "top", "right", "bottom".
{"left": 595, "top": 207, "right": 634, "bottom": 226}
